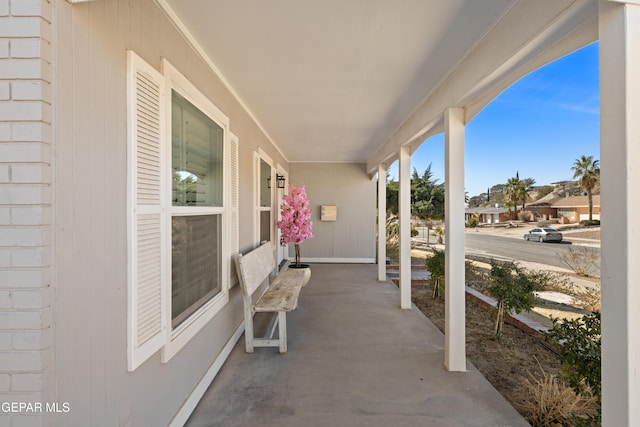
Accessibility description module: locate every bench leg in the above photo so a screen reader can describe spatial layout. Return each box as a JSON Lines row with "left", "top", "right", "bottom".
{"left": 278, "top": 311, "right": 287, "bottom": 353}
{"left": 244, "top": 306, "right": 254, "bottom": 353}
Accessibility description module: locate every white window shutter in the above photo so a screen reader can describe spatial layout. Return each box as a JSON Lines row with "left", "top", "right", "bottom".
{"left": 127, "top": 51, "right": 166, "bottom": 372}
{"left": 229, "top": 133, "right": 240, "bottom": 288}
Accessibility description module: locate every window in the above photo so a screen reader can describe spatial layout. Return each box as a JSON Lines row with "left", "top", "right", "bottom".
{"left": 171, "top": 90, "right": 224, "bottom": 329}
{"left": 127, "top": 52, "right": 237, "bottom": 370}
{"left": 259, "top": 159, "right": 271, "bottom": 242}
{"left": 256, "top": 152, "right": 273, "bottom": 245}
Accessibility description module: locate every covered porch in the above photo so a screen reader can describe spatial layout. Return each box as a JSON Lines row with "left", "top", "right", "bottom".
{"left": 185, "top": 264, "right": 528, "bottom": 426}
{"left": 4, "top": 0, "right": 639, "bottom": 425}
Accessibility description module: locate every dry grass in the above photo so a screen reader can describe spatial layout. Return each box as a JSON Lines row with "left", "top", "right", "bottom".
{"left": 412, "top": 260, "right": 601, "bottom": 425}
{"left": 412, "top": 288, "right": 563, "bottom": 424}
{"left": 543, "top": 280, "right": 602, "bottom": 313}
{"left": 517, "top": 368, "right": 598, "bottom": 427}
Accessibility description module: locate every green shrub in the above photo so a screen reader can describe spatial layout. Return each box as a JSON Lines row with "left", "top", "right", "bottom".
{"left": 433, "top": 226, "right": 445, "bottom": 244}
{"left": 425, "top": 249, "right": 445, "bottom": 299}
{"left": 487, "top": 261, "right": 543, "bottom": 338}
{"left": 545, "top": 312, "right": 601, "bottom": 425}
{"left": 466, "top": 217, "right": 479, "bottom": 228}
{"left": 579, "top": 219, "right": 600, "bottom": 227}
{"left": 411, "top": 227, "right": 419, "bottom": 237}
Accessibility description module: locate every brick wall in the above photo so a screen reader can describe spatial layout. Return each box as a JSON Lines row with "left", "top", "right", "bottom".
{"left": 0, "top": 0, "right": 53, "bottom": 425}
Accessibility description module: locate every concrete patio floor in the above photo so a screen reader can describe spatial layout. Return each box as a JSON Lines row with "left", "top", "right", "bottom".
{"left": 186, "top": 264, "right": 529, "bottom": 427}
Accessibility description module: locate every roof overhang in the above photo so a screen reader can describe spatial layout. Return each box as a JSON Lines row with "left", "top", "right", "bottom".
{"left": 158, "top": 0, "right": 598, "bottom": 175}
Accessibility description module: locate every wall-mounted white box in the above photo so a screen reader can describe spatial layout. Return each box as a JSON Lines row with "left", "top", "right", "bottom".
{"left": 321, "top": 205, "right": 337, "bottom": 221}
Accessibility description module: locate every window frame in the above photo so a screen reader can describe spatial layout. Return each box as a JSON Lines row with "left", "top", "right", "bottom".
{"left": 255, "top": 148, "right": 275, "bottom": 246}
{"left": 161, "top": 59, "right": 231, "bottom": 363}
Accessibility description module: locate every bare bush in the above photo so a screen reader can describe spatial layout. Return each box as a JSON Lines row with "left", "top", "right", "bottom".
{"left": 558, "top": 246, "right": 599, "bottom": 277}
{"left": 545, "top": 281, "right": 601, "bottom": 313}
{"left": 573, "top": 287, "right": 601, "bottom": 312}
{"left": 386, "top": 216, "right": 400, "bottom": 249}
{"left": 518, "top": 211, "right": 533, "bottom": 222}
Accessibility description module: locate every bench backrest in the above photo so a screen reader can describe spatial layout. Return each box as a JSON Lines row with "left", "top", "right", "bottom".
{"left": 234, "top": 243, "right": 276, "bottom": 299}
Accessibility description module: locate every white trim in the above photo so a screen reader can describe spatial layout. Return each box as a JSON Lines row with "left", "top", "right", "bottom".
{"left": 288, "top": 160, "right": 366, "bottom": 164}
{"left": 229, "top": 132, "right": 240, "bottom": 288}
{"left": 162, "top": 59, "right": 229, "bottom": 128}
{"left": 606, "top": 0, "right": 640, "bottom": 4}
{"left": 298, "top": 258, "right": 375, "bottom": 264}
{"left": 398, "top": 147, "right": 412, "bottom": 309}
{"left": 444, "top": 107, "right": 467, "bottom": 372}
{"left": 254, "top": 149, "right": 275, "bottom": 247}
{"left": 256, "top": 147, "right": 273, "bottom": 166}
{"left": 127, "top": 51, "right": 167, "bottom": 372}
{"left": 168, "top": 321, "right": 245, "bottom": 427}
{"left": 161, "top": 292, "right": 230, "bottom": 363}
{"left": 160, "top": 57, "right": 231, "bottom": 363}
{"left": 155, "top": 0, "right": 289, "bottom": 163}
{"left": 377, "top": 166, "right": 387, "bottom": 281}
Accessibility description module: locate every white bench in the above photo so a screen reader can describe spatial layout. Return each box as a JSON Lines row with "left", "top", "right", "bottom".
{"left": 234, "top": 243, "right": 307, "bottom": 353}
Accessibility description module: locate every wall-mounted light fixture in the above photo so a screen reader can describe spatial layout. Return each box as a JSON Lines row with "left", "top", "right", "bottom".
{"left": 276, "top": 174, "right": 286, "bottom": 189}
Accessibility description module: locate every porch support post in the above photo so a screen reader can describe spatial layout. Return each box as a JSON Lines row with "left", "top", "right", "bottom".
{"left": 599, "top": 2, "right": 640, "bottom": 425}
{"left": 398, "top": 146, "right": 412, "bottom": 309}
{"left": 378, "top": 164, "right": 387, "bottom": 281}
{"left": 444, "top": 107, "right": 466, "bottom": 371}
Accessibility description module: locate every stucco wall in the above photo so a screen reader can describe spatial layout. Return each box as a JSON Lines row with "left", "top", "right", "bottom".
{"left": 50, "top": 0, "right": 286, "bottom": 425}
{"left": 289, "top": 163, "right": 376, "bottom": 262}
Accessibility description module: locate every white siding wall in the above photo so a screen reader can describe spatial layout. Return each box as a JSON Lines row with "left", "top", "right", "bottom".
{"left": 288, "top": 163, "right": 376, "bottom": 262}
{"left": 0, "top": 0, "right": 54, "bottom": 425}
{"left": 44, "top": 0, "right": 286, "bottom": 425}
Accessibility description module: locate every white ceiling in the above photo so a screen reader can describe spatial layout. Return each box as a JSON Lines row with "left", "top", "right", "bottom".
{"left": 161, "top": 0, "right": 596, "bottom": 166}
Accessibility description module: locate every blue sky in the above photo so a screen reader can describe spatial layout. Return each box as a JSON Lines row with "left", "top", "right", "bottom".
{"left": 389, "top": 42, "right": 600, "bottom": 198}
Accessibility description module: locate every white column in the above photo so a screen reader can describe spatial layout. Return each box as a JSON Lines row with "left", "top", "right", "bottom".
{"left": 599, "top": 2, "right": 640, "bottom": 426}
{"left": 444, "top": 107, "right": 466, "bottom": 372}
{"left": 378, "top": 165, "right": 388, "bottom": 281}
{"left": 399, "top": 147, "right": 412, "bottom": 309}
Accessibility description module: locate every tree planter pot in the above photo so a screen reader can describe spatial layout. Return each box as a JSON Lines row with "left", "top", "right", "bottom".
{"left": 288, "top": 263, "right": 311, "bottom": 286}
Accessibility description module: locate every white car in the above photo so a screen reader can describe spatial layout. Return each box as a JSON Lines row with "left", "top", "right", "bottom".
{"left": 524, "top": 228, "right": 563, "bottom": 243}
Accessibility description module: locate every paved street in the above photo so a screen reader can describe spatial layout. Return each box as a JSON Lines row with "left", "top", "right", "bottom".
{"left": 464, "top": 232, "right": 600, "bottom": 269}
{"left": 414, "top": 225, "right": 600, "bottom": 271}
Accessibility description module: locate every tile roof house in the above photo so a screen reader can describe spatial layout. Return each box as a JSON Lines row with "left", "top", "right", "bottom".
{"left": 551, "top": 194, "right": 601, "bottom": 223}
{"left": 527, "top": 194, "right": 601, "bottom": 223}
{"left": 1, "top": 1, "right": 638, "bottom": 426}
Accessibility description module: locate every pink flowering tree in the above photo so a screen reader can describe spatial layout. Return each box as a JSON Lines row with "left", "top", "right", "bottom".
{"left": 277, "top": 184, "right": 314, "bottom": 267}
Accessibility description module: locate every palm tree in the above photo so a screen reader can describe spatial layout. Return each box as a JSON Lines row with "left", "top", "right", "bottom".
{"left": 503, "top": 199, "right": 515, "bottom": 220}
{"left": 571, "top": 155, "right": 600, "bottom": 221}
{"left": 516, "top": 177, "right": 536, "bottom": 213}
{"left": 504, "top": 176, "right": 521, "bottom": 219}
